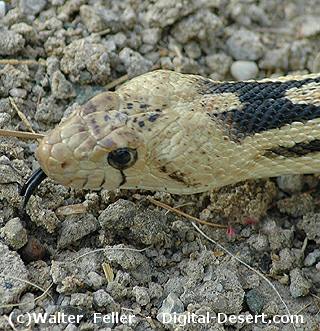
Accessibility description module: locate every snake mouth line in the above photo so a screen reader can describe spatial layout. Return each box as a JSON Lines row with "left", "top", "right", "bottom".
{"left": 20, "top": 168, "right": 47, "bottom": 209}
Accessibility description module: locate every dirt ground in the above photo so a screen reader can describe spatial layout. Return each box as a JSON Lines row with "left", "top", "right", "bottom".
{"left": 1, "top": 0, "right": 320, "bottom": 330}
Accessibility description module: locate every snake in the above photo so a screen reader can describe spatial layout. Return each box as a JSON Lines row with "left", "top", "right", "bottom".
{"left": 21, "top": 69, "right": 320, "bottom": 206}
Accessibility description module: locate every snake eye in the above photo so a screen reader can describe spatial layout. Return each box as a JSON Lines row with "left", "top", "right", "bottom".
{"left": 107, "top": 148, "right": 137, "bottom": 170}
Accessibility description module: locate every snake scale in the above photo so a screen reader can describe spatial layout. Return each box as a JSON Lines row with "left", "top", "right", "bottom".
{"left": 21, "top": 69, "right": 320, "bottom": 204}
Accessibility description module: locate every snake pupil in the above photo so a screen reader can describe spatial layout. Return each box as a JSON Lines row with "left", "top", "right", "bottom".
{"left": 107, "top": 148, "right": 137, "bottom": 170}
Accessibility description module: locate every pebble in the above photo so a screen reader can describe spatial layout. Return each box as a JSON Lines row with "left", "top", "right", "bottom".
{"left": 119, "top": 47, "right": 153, "bottom": 78}
{"left": 0, "top": 1, "right": 6, "bottom": 18}
{"left": 0, "top": 29, "right": 25, "bottom": 55}
{"left": 276, "top": 175, "right": 304, "bottom": 194}
{"left": 304, "top": 249, "right": 320, "bottom": 267}
{"left": 0, "top": 217, "right": 28, "bottom": 250}
{"left": 132, "top": 286, "right": 150, "bottom": 306}
{"left": 0, "top": 242, "right": 29, "bottom": 305}
{"left": 245, "top": 289, "right": 265, "bottom": 314}
{"left": 141, "top": 28, "right": 161, "bottom": 45}
{"left": 57, "top": 214, "right": 100, "bottom": 249}
{"left": 157, "top": 293, "right": 184, "bottom": 323}
{"left": 93, "top": 289, "right": 119, "bottom": 311}
{"left": 230, "top": 60, "right": 258, "bottom": 80}
{"left": 289, "top": 268, "right": 311, "bottom": 298}
{"left": 70, "top": 293, "right": 93, "bottom": 309}
{"left": 9, "top": 88, "right": 27, "bottom": 98}
{"left": 259, "top": 46, "right": 290, "bottom": 70}
{"left": 19, "top": 292, "right": 35, "bottom": 311}
{"left": 19, "top": 0, "right": 47, "bottom": 16}
{"left": 226, "top": 29, "right": 264, "bottom": 61}
{"left": 298, "top": 15, "right": 320, "bottom": 37}
{"left": 51, "top": 70, "right": 76, "bottom": 100}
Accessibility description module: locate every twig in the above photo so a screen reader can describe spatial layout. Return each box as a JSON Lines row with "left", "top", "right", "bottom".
{"left": 105, "top": 74, "right": 129, "bottom": 90}
{"left": 0, "top": 129, "right": 44, "bottom": 140}
{"left": 148, "top": 197, "right": 227, "bottom": 229}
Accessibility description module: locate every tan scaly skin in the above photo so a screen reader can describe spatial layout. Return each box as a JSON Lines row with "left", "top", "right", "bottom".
{"left": 29, "top": 70, "right": 320, "bottom": 198}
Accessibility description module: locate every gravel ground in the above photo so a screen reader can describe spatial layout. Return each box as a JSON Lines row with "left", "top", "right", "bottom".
{"left": 1, "top": 0, "right": 320, "bottom": 330}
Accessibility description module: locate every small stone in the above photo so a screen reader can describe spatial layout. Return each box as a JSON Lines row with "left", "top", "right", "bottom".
{"left": 0, "top": 242, "right": 29, "bottom": 305}
{"left": 298, "top": 15, "right": 320, "bottom": 37}
{"left": 227, "top": 29, "right": 264, "bottom": 61}
{"left": 132, "top": 286, "right": 150, "bottom": 306}
{"left": 277, "top": 193, "right": 314, "bottom": 218}
{"left": 0, "top": 217, "right": 28, "bottom": 250}
{"left": 245, "top": 289, "right": 265, "bottom": 314}
{"left": 0, "top": 29, "right": 25, "bottom": 55}
{"left": 93, "top": 289, "right": 119, "bottom": 311}
{"left": 0, "top": 113, "right": 11, "bottom": 128}
{"left": 119, "top": 47, "right": 153, "bottom": 78}
{"left": 157, "top": 293, "right": 184, "bottom": 323}
{"left": 297, "top": 213, "right": 320, "bottom": 244}
{"left": 259, "top": 46, "right": 290, "bottom": 70}
{"left": 20, "top": 237, "right": 47, "bottom": 263}
{"left": 9, "top": 88, "right": 27, "bottom": 98}
{"left": 141, "top": 28, "right": 161, "bottom": 45}
{"left": 276, "top": 175, "right": 303, "bottom": 194}
{"left": 247, "top": 234, "right": 269, "bottom": 252}
{"left": 289, "top": 268, "right": 311, "bottom": 298}
{"left": 230, "top": 60, "right": 259, "bottom": 80}
{"left": 304, "top": 249, "right": 320, "bottom": 267}
{"left": 85, "top": 271, "right": 105, "bottom": 290}
{"left": 205, "top": 53, "right": 233, "bottom": 77}
{"left": 0, "top": 1, "right": 6, "bottom": 18}
{"left": 80, "top": 5, "right": 109, "bottom": 33}
{"left": 70, "top": 293, "right": 93, "bottom": 309}
{"left": 57, "top": 214, "right": 100, "bottom": 249}
{"left": 19, "top": 293, "right": 35, "bottom": 311}
{"left": 11, "top": 22, "right": 37, "bottom": 41}
{"left": 51, "top": 71, "right": 76, "bottom": 100}
{"left": 184, "top": 42, "right": 202, "bottom": 59}
{"left": 19, "top": 0, "right": 47, "bottom": 16}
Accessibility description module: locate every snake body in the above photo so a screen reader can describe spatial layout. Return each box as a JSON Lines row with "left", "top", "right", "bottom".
{"left": 34, "top": 70, "right": 320, "bottom": 195}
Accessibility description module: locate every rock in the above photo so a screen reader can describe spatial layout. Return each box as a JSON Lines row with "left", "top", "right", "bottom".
{"left": 0, "top": 1, "right": 6, "bottom": 18}
{"left": 80, "top": 5, "right": 109, "bottom": 33}
{"left": 206, "top": 53, "right": 233, "bottom": 77}
{"left": 99, "top": 199, "right": 168, "bottom": 246}
{"left": 70, "top": 293, "right": 93, "bottom": 309}
{"left": 19, "top": 292, "right": 35, "bottom": 311}
{"left": 119, "top": 47, "right": 153, "bottom": 78}
{"left": 61, "top": 38, "right": 111, "bottom": 84}
{"left": 297, "top": 213, "right": 320, "bottom": 244}
{"left": 247, "top": 234, "right": 269, "bottom": 252}
{"left": 270, "top": 248, "right": 296, "bottom": 275}
{"left": 277, "top": 193, "right": 314, "bottom": 217}
{"left": 297, "top": 15, "right": 320, "bottom": 37}
{"left": 51, "top": 71, "right": 76, "bottom": 100}
{"left": 184, "top": 42, "right": 201, "bottom": 59}
{"left": 57, "top": 214, "right": 100, "bottom": 249}
{"left": 304, "top": 249, "right": 320, "bottom": 267}
{"left": 259, "top": 46, "right": 290, "bottom": 70}
{"left": 157, "top": 293, "right": 184, "bottom": 323}
{"left": 172, "top": 9, "right": 222, "bottom": 44}
{"left": 226, "top": 29, "right": 264, "bottom": 61}
{"left": 0, "top": 29, "right": 25, "bottom": 55}
{"left": 93, "top": 289, "right": 119, "bottom": 311}
{"left": 0, "top": 242, "right": 29, "bottom": 305}
{"left": 245, "top": 289, "right": 265, "bottom": 314}
{"left": 230, "top": 60, "right": 259, "bottom": 80}
{"left": 0, "top": 217, "right": 28, "bottom": 250}
{"left": 289, "top": 268, "right": 311, "bottom": 298}
{"left": 19, "top": 0, "right": 47, "bottom": 16}
{"left": 276, "top": 175, "right": 304, "bottom": 194}
{"left": 141, "top": 28, "right": 161, "bottom": 45}
{"left": 132, "top": 286, "right": 150, "bottom": 306}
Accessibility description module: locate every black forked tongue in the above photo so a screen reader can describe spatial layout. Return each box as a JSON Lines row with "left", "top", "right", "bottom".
{"left": 20, "top": 168, "right": 47, "bottom": 209}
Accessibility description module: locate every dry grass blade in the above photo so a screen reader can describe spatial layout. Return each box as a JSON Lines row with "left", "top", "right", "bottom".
{"left": 105, "top": 74, "right": 129, "bottom": 90}
{"left": 148, "top": 197, "right": 227, "bottom": 229}
{"left": 0, "top": 59, "right": 39, "bottom": 66}
{"left": 0, "top": 129, "right": 44, "bottom": 140}
{"left": 55, "top": 203, "right": 87, "bottom": 216}
{"left": 9, "top": 97, "right": 35, "bottom": 133}
{"left": 102, "top": 262, "right": 114, "bottom": 283}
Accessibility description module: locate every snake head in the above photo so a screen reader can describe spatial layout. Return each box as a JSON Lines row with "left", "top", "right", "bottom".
{"left": 34, "top": 91, "right": 150, "bottom": 192}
